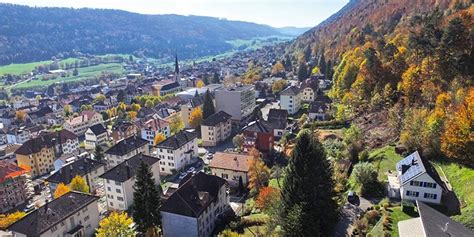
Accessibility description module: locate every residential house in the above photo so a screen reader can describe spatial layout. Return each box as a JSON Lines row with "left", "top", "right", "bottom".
{"left": 0, "top": 161, "right": 29, "bottom": 213}
{"left": 100, "top": 154, "right": 160, "bottom": 211}
{"left": 267, "top": 109, "right": 288, "bottom": 137}
{"left": 156, "top": 130, "right": 198, "bottom": 174}
{"left": 299, "top": 78, "right": 318, "bottom": 102}
{"left": 201, "top": 111, "right": 232, "bottom": 147}
{"left": 242, "top": 120, "right": 277, "bottom": 152}
{"left": 387, "top": 151, "right": 446, "bottom": 204}
{"left": 63, "top": 110, "right": 103, "bottom": 136}
{"left": 40, "top": 129, "right": 80, "bottom": 156}
{"left": 111, "top": 120, "right": 138, "bottom": 143}
{"left": 8, "top": 192, "right": 100, "bottom": 237}
{"left": 15, "top": 136, "right": 56, "bottom": 178}
{"left": 161, "top": 172, "right": 229, "bottom": 237}
{"left": 215, "top": 85, "right": 256, "bottom": 125}
{"left": 84, "top": 124, "right": 108, "bottom": 150}
{"left": 26, "top": 106, "right": 54, "bottom": 124}
{"left": 105, "top": 136, "right": 149, "bottom": 168}
{"left": 209, "top": 152, "right": 251, "bottom": 187}
{"left": 280, "top": 86, "right": 301, "bottom": 115}
{"left": 140, "top": 118, "right": 170, "bottom": 145}
{"left": 181, "top": 96, "right": 203, "bottom": 128}
{"left": 46, "top": 157, "right": 105, "bottom": 194}
{"left": 308, "top": 101, "right": 330, "bottom": 121}
{"left": 398, "top": 200, "right": 473, "bottom": 237}
{"left": 93, "top": 97, "right": 117, "bottom": 112}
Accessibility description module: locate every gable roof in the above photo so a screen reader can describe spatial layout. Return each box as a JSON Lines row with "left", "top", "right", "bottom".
{"left": 88, "top": 123, "right": 107, "bottom": 135}
{"left": 46, "top": 157, "right": 105, "bottom": 184}
{"left": 243, "top": 120, "right": 280, "bottom": 133}
{"left": 396, "top": 151, "right": 445, "bottom": 190}
{"left": 201, "top": 111, "right": 232, "bottom": 127}
{"left": 308, "top": 101, "right": 329, "bottom": 113}
{"left": 99, "top": 154, "right": 159, "bottom": 182}
{"left": 416, "top": 200, "right": 474, "bottom": 237}
{"left": 280, "top": 85, "right": 300, "bottom": 96}
{"left": 14, "top": 136, "right": 55, "bottom": 155}
{"left": 40, "top": 129, "right": 78, "bottom": 144}
{"left": 0, "top": 161, "right": 28, "bottom": 183}
{"left": 160, "top": 172, "right": 226, "bottom": 218}
{"left": 156, "top": 130, "right": 197, "bottom": 150}
{"left": 8, "top": 192, "right": 99, "bottom": 236}
{"left": 209, "top": 152, "right": 252, "bottom": 172}
{"left": 105, "top": 136, "right": 148, "bottom": 156}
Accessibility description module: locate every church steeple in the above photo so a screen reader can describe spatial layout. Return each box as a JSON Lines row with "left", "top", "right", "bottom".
{"left": 174, "top": 53, "right": 180, "bottom": 82}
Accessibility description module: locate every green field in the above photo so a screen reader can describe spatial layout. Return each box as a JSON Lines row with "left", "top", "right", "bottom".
{"left": 0, "top": 60, "right": 53, "bottom": 76}
{"left": 368, "top": 145, "right": 402, "bottom": 181}
{"left": 13, "top": 63, "right": 123, "bottom": 89}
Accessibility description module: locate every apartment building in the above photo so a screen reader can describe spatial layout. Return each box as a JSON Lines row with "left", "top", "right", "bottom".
{"left": 0, "top": 161, "right": 29, "bottom": 213}
{"left": 111, "top": 120, "right": 138, "bottom": 143}
{"left": 84, "top": 123, "right": 108, "bottom": 150}
{"left": 201, "top": 111, "right": 232, "bottom": 147}
{"left": 41, "top": 129, "right": 80, "bottom": 156}
{"left": 280, "top": 86, "right": 301, "bottom": 115}
{"left": 100, "top": 154, "right": 160, "bottom": 211}
{"left": 161, "top": 172, "right": 229, "bottom": 237}
{"left": 215, "top": 85, "right": 256, "bottom": 123}
{"left": 140, "top": 118, "right": 170, "bottom": 145}
{"left": 9, "top": 192, "right": 100, "bottom": 237}
{"left": 63, "top": 110, "right": 103, "bottom": 136}
{"left": 181, "top": 96, "right": 203, "bottom": 128}
{"left": 156, "top": 130, "right": 197, "bottom": 174}
{"left": 15, "top": 136, "right": 55, "bottom": 178}
{"left": 46, "top": 157, "right": 105, "bottom": 194}
{"left": 105, "top": 136, "right": 149, "bottom": 168}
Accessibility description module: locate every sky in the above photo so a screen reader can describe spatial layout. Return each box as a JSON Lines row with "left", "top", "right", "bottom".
{"left": 0, "top": 0, "right": 348, "bottom": 27}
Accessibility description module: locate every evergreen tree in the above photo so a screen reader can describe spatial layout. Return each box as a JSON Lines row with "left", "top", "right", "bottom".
{"left": 212, "top": 72, "right": 220, "bottom": 84}
{"left": 133, "top": 161, "right": 162, "bottom": 236}
{"left": 318, "top": 52, "right": 326, "bottom": 75}
{"left": 117, "top": 90, "right": 126, "bottom": 103}
{"left": 284, "top": 56, "right": 292, "bottom": 72}
{"left": 297, "top": 62, "right": 308, "bottom": 81}
{"left": 94, "top": 146, "right": 104, "bottom": 162}
{"left": 281, "top": 130, "right": 338, "bottom": 236}
{"left": 202, "top": 89, "right": 215, "bottom": 119}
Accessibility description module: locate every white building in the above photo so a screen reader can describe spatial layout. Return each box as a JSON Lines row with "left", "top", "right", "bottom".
{"left": 84, "top": 123, "right": 108, "bottom": 150}
{"left": 105, "top": 136, "right": 149, "bottom": 168}
{"left": 63, "top": 110, "right": 103, "bottom": 136}
{"left": 201, "top": 111, "right": 232, "bottom": 147}
{"left": 156, "top": 130, "right": 198, "bottom": 174}
{"left": 215, "top": 85, "right": 256, "bottom": 123}
{"left": 280, "top": 86, "right": 301, "bottom": 115}
{"left": 161, "top": 172, "right": 229, "bottom": 237}
{"left": 140, "top": 118, "right": 170, "bottom": 145}
{"left": 388, "top": 151, "right": 445, "bottom": 204}
{"left": 100, "top": 154, "right": 160, "bottom": 211}
{"left": 8, "top": 192, "right": 100, "bottom": 237}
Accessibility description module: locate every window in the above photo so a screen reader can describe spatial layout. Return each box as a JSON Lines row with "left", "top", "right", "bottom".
{"left": 51, "top": 225, "right": 58, "bottom": 232}
{"left": 117, "top": 197, "right": 124, "bottom": 201}
{"left": 424, "top": 193, "right": 437, "bottom": 199}
{"left": 107, "top": 187, "right": 111, "bottom": 191}
{"left": 115, "top": 181, "right": 121, "bottom": 186}
{"left": 410, "top": 181, "right": 422, "bottom": 187}
{"left": 84, "top": 215, "right": 90, "bottom": 221}
{"left": 116, "top": 188, "right": 121, "bottom": 193}
{"left": 424, "top": 182, "right": 437, "bottom": 189}
{"left": 406, "top": 191, "right": 419, "bottom": 197}
{"left": 221, "top": 174, "right": 228, "bottom": 179}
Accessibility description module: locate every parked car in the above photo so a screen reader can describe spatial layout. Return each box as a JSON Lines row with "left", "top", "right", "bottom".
{"left": 187, "top": 167, "right": 196, "bottom": 173}
{"left": 178, "top": 172, "right": 187, "bottom": 180}
{"left": 347, "top": 191, "right": 357, "bottom": 203}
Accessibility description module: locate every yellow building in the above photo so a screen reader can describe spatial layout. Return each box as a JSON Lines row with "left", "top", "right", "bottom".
{"left": 15, "top": 136, "right": 55, "bottom": 178}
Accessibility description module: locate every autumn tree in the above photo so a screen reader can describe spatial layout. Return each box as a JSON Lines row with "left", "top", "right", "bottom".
{"left": 271, "top": 79, "right": 287, "bottom": 94}
{"left": 153, "top": 133, "right": 166, "bottom": 146}
{"left": 196, "top": 80, "right": 205, "bottom": 88}
{"left": 248, "top": 148, "right": 271, "bottom": 194}
{"left": 0, "top": 211, "right": 26, "bottom": 230}
{"left": 255, "top": 186, "right": 279, "bottom": 211}
{"left": 97, "top": 212, "right": 135, "bottom": 237}
{"left": 54, "top": 183, "right": 71, "bottom": 199}
{"left": 188, "top": 107, "right": 203, "bottom": 129}
{"left": 169, "top": 115, "right": 184, "bottom": 135}
{"left": 232, "top": 134, "right": 244, "bottom": 151}
{"left": 145, "top": 99, "right": 154, "bottom": 108}
{"left": 69, "top": 175, "right": 90, "bottom": 193}
{"left": 441, "top": 88, "right": 474, "bottom": 164}
{"left": 15, "top": 111, "right": 26, "bottom": 122}
{"left": 63, "top": 104, "right": 72, "bottom": 117}
{"left": 271, "top": 61, "right": 285, "bottom": 75}
{"left": 96, "top": 94, "right": 106, "bottom": 102}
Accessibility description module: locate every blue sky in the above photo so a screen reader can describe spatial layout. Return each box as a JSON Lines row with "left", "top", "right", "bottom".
{"left": 1, "top": 0, "right": 348, "bottom": 27}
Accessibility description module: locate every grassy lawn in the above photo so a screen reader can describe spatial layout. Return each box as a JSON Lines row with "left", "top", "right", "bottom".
{"left": 390, "top": 206, "right": 415, "bottom": 236}
{"left": 13, "top": 63, "right": 123, "bottom": 89}
{"left": 0, "top": 60, "right": 53, "bottom": 76}
{"left": 368, "top": 145, "right": 402, "bottom": 181}
{"left": 434, "top": 162, "right": 474, "bottom": 229}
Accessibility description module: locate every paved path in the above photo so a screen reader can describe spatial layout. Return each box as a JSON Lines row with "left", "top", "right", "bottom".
{"left": 333, "top": 196, "right": 373, "bottom": 237}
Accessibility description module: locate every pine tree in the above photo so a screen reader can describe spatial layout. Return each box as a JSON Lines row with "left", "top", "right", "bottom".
{"left": 318, "top": 52, "right": 326, "bottom": 75}
{"left": 202, "top": 89, "right": 215, "bottom": 119}
{"left": 281, "top": 130, "right": 338, "bottom": 236}
{"left": 133, "top": 161, "right": 162, "bottom": 236}
{"left": 297, "top": 62, "right": 308, "bottom": 81}
{"left": 212, "top": 72, "right": 220, "bottom": 84}
{"left": 94, "top": 146, "right": 104, "bottom": 162}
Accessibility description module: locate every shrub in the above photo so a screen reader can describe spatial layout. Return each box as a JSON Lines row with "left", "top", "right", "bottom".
{"left": 365, "top": 210, "right": 380, "bottom": 224}
{"left": 383, "top": 202, "right": 390, "bottom": 210}
{"left": 374, "top": 205, "right": 380, "bottom": 210}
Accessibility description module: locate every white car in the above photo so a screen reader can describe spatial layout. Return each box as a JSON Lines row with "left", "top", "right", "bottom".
{"left": 187, "top": 167, "right": 196, "bottom": 173}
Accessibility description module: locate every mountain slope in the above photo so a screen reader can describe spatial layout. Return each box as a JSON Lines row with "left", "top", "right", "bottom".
{"left": 0, "top": 4, "right": 284, "bottom": 65}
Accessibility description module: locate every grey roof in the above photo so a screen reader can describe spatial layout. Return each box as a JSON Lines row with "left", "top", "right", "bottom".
{"left": 243, "top": 120, "right": 283, "bottom": 133}
{"left": 280, "top": 85, "right": 300, "bottom": 96}
{"left": 99, "top": 154, "right": 159, "bottom": 182}
{"left": 396, "top": 151, "right": 446, "bottom": 190}
{"left": 156, "top": 130, "right": 197, "bottom": 150}
{"left": 88, "top": 123, "right": 107, "bottom": 135}
{"left": 202, "top": 111, "right": 232, "bottom": 126}
{"left": 308, "top": 101, "right": 329, "bottom": 113}
{"left": 46, "top": 157, "right": 105, "bottom": 184}
{"left": 105, "top": 136, "right": 148, "bottom": 156}
{"left": 267, "top": 109, "right": 288, "bottom": 123}
{"left": 160, "top": 172, "right": 226, "bottom": 218}
{"left": 8, "top": 192, "right": 99, "bottom": 236}
{"left": 417, "top": 200, "right": 474, "bottom": 237}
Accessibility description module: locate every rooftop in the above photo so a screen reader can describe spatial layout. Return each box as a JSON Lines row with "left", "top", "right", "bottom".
{"left": 209, "top": 152, "right": 252, "bottom": 172}
{"left": 46, "top": 157, "right": 105, "bottom": 184}
{"left": 8, "top": 192, "right": 99, "bottom": 236}
{"left": 0, "top": 160, "right": 29, "bottom": 183}
{"left": 156, "top": 130, "right": 197, "bottom": 150}
{"left": 105, "top": 136, "right": 148, "bottom": 156}
{"left": 201, "top": 111, "right": 232, "bottom": 127}
{"left": 100, "top": 154, "right": 159, "bottom": 182}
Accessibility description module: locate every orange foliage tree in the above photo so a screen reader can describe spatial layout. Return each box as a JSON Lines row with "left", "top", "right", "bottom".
{"left": 248, "top": 148, "right": 271, "bottom": 194}
{"left": 255, "top": 186, "right": 279, "bottom": 210}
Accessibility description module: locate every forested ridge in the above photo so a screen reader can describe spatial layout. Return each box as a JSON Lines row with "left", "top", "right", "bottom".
{"left": 0, "top": 4, "right": 283, "bottom": 65}
{"left": 289, "top": 0, "right": 473, "bottom": 165}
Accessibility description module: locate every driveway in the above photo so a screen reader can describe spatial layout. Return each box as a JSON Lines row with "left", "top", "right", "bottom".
{"left": 333, "top": 196, "right": 373, "bottom": 237}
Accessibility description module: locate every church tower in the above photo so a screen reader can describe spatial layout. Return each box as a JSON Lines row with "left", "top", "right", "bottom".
{"left": 174, "top": 53, "right": 180, "bottom": 82}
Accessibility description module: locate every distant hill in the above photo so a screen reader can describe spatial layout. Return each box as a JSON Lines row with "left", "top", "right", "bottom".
{"left": 275, "top": 26, "right": 311, "bottom": 36}
{"left": 0, "top": 4, "right": 286, "bottom": 65}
